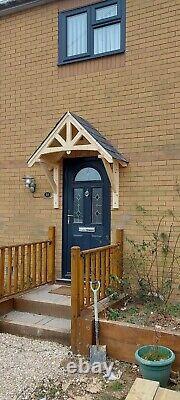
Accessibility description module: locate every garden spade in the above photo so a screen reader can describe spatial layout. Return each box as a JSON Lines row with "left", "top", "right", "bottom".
{"left": 89, "top": 281, "right": 106, "bottom": 365}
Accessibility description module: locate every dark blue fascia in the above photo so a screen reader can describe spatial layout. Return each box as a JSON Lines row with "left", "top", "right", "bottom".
{"left": 58, "top": 0, "right": 126, "bottom": 66}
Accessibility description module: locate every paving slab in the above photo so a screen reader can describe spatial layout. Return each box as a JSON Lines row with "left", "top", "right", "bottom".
{"left": 1, "top": 311, "right": 71, "bottom": 332}
{"left": 16, "top": 284, "right": 71, "bottom": 306}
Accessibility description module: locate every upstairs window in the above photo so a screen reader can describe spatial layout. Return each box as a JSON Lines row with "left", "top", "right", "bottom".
{"left": 58, "top": 0, "right": 125, "bottom": 65}
{"left": 67, "top": 12, "right": 88, "bottom": 57}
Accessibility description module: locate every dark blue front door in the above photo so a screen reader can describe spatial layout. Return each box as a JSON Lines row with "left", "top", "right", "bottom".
{"left": 62, "top": 157, "right": 111, "bottom": 278}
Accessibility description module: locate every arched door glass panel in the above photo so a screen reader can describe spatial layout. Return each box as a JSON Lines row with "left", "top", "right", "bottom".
{"left": 75, "top": 167, "right": 101, "bottom": 181}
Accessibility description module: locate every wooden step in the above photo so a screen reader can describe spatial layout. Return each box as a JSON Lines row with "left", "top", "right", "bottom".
{"left": 14, "top": 284, "right": 71, "bottom": 319}
{"left": 0, "top": 311, "right": 71, "bottom": 346}
{"left": 14, "top": 297, "right": 71, "bottom": 319}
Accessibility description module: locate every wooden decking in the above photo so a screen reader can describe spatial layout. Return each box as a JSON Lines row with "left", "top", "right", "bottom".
{"left": 125, "top": 378, "right": 180, "bottom": 400}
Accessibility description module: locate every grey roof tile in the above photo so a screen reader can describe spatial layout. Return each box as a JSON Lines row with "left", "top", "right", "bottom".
{"left": 71, "top": 113, "right": 128, "bottom": 163}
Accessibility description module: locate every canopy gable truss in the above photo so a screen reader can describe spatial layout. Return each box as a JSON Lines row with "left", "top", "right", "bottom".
{"left": 28, "top": 112, "right": 128, "bottom": 209}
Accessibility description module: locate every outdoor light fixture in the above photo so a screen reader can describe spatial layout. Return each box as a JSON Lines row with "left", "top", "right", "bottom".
{"left": 22, "top": 176, "right": 36, "bottom": 193}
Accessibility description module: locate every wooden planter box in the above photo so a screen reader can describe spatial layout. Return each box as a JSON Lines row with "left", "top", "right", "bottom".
{"left": 99, "top": 319, "right": 180, "bottom": 371}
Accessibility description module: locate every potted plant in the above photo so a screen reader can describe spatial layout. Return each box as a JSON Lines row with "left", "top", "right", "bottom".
{"left": 135, "top": 344, "right": 175, "bottom": 387}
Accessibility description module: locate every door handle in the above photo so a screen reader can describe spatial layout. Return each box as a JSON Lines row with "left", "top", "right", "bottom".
{"left": 67, "top": 214, "right": 73, "bottom": 224}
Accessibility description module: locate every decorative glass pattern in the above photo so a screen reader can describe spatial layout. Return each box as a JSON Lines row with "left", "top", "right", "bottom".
{"left": 73, "top": 188, "right": 83, "bottom": 223}
{"left": 75, "top": 167, "right": 101, "bottom": 182}
{"left": 67, "top": 12, "right": 87, "bottom": 57}
{"left": 96, "top": 4, "right": 117, "bottom": 20}
{"left": 94, "top": 23, "right": 121, "bottom": 55}
{"left": 92, "top": 188, "right": 102, "bottom": 224}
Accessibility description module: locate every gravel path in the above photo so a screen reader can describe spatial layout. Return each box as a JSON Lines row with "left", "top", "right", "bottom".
{"left": 1, "top": 333, "right": 178, "bottom": 400}
{"left": 0, "top": 333, "right": 70, "bottom": 400}
{"left": 0, "top": 333, "right": 137, "bottom": 400}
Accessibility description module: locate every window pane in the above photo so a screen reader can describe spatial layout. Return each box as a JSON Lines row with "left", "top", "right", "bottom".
{"left": 92, "top": 188, "right": 102, "bottom": 224}
{"left": 94, "top": 23, "right": 120, "bottom": 55}
{"left": 67, "top": 12, "right": 87, "bottom": 57}
{"left": 96, "top": 4, "right": 117, "bottom": 21}
{"left": 75, "top": 167, "right": 101, "bottom": 182}
{"left": 73, "top": 188, "right": 83, "bottom": 223}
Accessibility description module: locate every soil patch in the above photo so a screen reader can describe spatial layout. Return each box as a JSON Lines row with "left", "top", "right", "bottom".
{"left": 106, "top": 301, "right": 180, "bottom": 332}
{"left": 24, "top": 358, "right": 180, "bottom": 399}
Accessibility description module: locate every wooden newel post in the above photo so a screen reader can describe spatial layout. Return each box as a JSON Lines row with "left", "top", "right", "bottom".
{"left": 115, "top": 229, "right": 124, "bottom": 278}
{"left": 71, "top": 246, "right": 81, "bottom": 353}
{"left": 48, "top": 226, "right": 55, "bottom": 283}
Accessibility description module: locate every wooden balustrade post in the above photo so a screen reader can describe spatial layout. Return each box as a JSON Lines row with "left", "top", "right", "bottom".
{"left": 115, "top": 229, "right": 124, "bottom": 278}
{"left": 48, "top": 226, "right": 55, "bottom": 283}
{"left": 0, "top": 249, "right": 5, "bottom": 297}
{"left": 71, "top": 246, "right": 81, "bottom": 353}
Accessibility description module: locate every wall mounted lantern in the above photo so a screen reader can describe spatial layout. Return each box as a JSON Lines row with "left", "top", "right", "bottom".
{"left": 22, "top": 176, "right": 36, "bottom": 193}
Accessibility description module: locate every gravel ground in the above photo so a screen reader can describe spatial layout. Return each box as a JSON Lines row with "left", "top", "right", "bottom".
{"left": 0, "top": 333, "right": 179, "bottom": 400}
{"left": 0, "top": 333, "right": 138, "bottom": 400}
{"left": 0, "top": 333, "right": 70, "bottom": 400}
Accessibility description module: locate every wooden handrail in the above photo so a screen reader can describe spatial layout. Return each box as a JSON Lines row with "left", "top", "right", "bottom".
{"left": 0, "top": 226, "right": 55, "bottom": 299}
{"left": 81, "top": 243, "right": 119, "bottom": 255}
{"left": 0, "top": 240, "right": 51, "bottom": 251}
{"left": 71, "top": 229, "right": 124, "bottom": 353}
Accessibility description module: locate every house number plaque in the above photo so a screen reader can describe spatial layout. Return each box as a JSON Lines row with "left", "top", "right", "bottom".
{"left": 79, "top": 227, "right": 95, "bottom": 233}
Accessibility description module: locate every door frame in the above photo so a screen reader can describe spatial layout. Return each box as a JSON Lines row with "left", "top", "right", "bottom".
{"left": 62, "top": 156, "right": 111, "bottom": 279}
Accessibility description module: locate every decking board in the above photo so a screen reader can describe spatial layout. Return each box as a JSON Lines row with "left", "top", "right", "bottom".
{"left": 126, "top": 379, "right": 180, "bottom": 400}
{"left": 155, "top": 388, "right": 180, "bottom": 400}
{"left": 125, "top": 378, "right": 159, "bottom": 400}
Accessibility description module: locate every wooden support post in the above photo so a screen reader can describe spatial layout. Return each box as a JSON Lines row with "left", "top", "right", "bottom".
{"left": 27, "top": 244, "right": 31, "bottom": 286}
{"left": 0, "top": 249, "right": 5, "bottom": 297}
{"left": 37, "top": 243, "right": 42, "bottom": 285}
{"left": 110, "top": 247, "right": 118, "bottom": 288}
{"left": 79, "top": 255, "right": 84, "bottom": 311}
{"left": 7, "top": 248, "right": 12, "bottom": 295}
{"left": 14, "top": 246, "right": 19, "bottom": 293}
{"left": 85, "top": 254, "right": 91, "bottom": 307}
{"left": 71, "top": 246, "right": 81, "bottom": 353}
{"left": 31, "top": 244, "right": 36, "bottom": 287}
{"left": 113, "top": 247, "right": 118, "bottom": 279}
{"left": 115, "top": 229, "right": 124, "bottom": 279}
{"left": 101, "top": 158, "right": 120, "bottom": 209}
{"left": 101, "top": 250, "right": 106, "bottom": 298}
{"left": 112, "top": 160, "right": 119, "bottom": 209}
{"left": 53, "top": 165, "right": 60, "bottom": 209}
{"left": 48, "top": 226, "right": 55, "bottom": 283}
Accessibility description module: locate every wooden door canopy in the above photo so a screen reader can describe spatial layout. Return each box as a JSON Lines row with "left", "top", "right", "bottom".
{"left": 27, "top": 111, "right": 128, "bottom": 209}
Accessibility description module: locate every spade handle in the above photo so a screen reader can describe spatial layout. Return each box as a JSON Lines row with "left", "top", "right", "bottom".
{"left": 91, "top": 280, "right": 100, "bottom": 346}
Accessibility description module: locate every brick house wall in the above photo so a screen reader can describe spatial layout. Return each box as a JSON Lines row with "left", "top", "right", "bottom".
{"left": 0, "top": 0, "right": 179, "bottom": 286}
